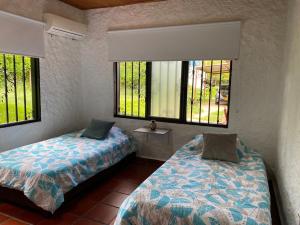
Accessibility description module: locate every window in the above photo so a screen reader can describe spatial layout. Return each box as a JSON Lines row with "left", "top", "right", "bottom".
{"left": 115, "top": 61, "right": 147, "bottom": 118}
{"left": 114, "top": 60, "right": 232, "bottom": 127}
{"left": 186, "top": 60, "right": 231, "bottom": 125}
{"left": 151, "top": 61, "right": 182, "bottom": 119}
{"left": 0, "top": 53, "right": 40, "bottom": 128}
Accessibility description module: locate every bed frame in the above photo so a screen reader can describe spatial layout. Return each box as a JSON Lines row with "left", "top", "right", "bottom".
{"left": 0, "top": 152, "right": 136, "bottom": 216}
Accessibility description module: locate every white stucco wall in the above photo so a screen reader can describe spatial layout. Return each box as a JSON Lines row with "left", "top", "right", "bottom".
{"left": 0, "top": 0, "right": 86, "bottom": 151}
{"left": 275, "top": 0, "right": 300, "bottom": 224}
{"left": 0, "top": 0, "right": 85, "bottom": 23}
{"left": 80, "top": 0, "right": 287, "bottom": 165}
{"left": 1, "top": 1, "right": 298, "bottom": 223}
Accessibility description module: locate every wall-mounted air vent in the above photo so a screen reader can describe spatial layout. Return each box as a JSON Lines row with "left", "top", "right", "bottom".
{"left": 44, "top": 13, "right": 87, "bottom": 40}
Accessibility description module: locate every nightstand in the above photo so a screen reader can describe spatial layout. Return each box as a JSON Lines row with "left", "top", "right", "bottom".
{"left": 133, "top": 127, "right": 171, "bottom": 143}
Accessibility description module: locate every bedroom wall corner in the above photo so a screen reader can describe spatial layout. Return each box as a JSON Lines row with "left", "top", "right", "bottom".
{"left": 275, "top": 0, "right": 300, "bottom": 224}
{"left": 0, "top": 0, "right": 86, "bottom": 151}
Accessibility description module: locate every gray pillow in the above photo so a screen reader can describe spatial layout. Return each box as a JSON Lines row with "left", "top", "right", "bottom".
{"left": 202, "top": 133, "right": 239, "bottom": 163}
{"left": 81, "top": 119, "right": 115, "bottom": 140}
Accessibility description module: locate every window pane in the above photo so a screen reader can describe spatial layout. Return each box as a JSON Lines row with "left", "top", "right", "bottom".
{"left": 0, "top": 52, "right": 39, "bottom": 126}
{"left": 187, "top": 60, "right": 231, "bottom": 126}
{"left": 0, "top": 54, "right": 7, "bottom": 124}
{"left": 15, "top": 55, "right": 25, "bottom": 121}
{"left": 25, "top": 57, "right": 33, "bottom": 120}
{"left": 5, "top": 54, "right": 17, "bottom": 123}
{"left": 117, "top": 61, "right": 146, "bottom": 118}
{"left": 125, "top": 62, "right": 133, "bottom": 115}
{"left": 139, "top": 62, "right": 146, "bottom": 117}
{"left": 187, "top": 60, "right": 202, "bottom": 123}
{"left": 151, "top": 61, "right": 182, "bottom": 119}
{"left": 118, "top": 62, "right": 125, "bottom": 115}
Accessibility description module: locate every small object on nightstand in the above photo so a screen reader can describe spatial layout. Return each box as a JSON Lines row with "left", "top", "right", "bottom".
{"left": 150, "top": 120, "right": 157, "bottom": 131}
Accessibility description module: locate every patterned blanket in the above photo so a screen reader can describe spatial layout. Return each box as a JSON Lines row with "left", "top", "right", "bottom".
{"left": 0, "top": 127, "right": 135, "bottom": 213}
{"left": 115, "top": 135, "right": 270, "bottom": 225}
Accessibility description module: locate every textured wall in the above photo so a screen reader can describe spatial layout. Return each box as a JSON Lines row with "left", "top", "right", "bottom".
{"left": 0, "top": 1, "right": 296, "bottom": 222}
{"left": 0, "top": 0, "right": 85, "bottom": 151}
{"left": 0, "top": 0, "right": 85, "bottom": 23}
{"left": 275, "top": 0, "right": 300, "bottom": 223}
{"left": 80, "top": 0, "right": 287, "bottom": 164}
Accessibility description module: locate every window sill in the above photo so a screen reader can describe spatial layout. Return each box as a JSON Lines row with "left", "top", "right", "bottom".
{"left": 0, "top": 119, "right": 41, "bottom": 129}
{"left": 114, "top": 114, "right": 228, "bottom": 128}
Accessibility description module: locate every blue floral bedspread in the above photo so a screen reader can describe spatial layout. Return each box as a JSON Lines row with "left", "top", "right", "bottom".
{"left": 0, "top": 127, "right": 135, "bottom": 213}
{"left": 115, "top": 135, "right": 271, "bottom": 225}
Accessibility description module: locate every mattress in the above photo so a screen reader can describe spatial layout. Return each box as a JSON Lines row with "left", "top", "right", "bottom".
{"left": 0, "top": 127, "right": 135, "bottom": 213}
{"left": 115, "top": 135, "right": 271, "bottom": 225}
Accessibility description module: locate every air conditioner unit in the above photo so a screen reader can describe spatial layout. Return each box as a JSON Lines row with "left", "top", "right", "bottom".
{"left": 44, "top": 13, "right": 87, "bottom": 40}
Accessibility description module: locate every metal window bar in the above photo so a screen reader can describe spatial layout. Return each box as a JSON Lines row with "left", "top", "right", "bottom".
{"left": 30, "top": 58, "right": 38, "bottom": 120}
{"left": 3, "top": 55, "right": 9, "bottom": 123}
{"left": 131, "top": 62, "right": 134, "bottom": 116}
{"left": 145, "top": 62, "right": 152, "bottom": 117}
{"left": 138, "top": 62, "right": 141, "bottom": 117}
{"left": 22, "top": 56, "right": 27, "bottom": 120}
{"left": 179, "top": 61, "right": 188, "bottom": 122}
{"left": 124, "top": 62, "right": 127, "bottom": 115}
{"left": 217, "top": 60, "right": 223, "bottom": 124}
{"left": 13, "top": 55, "right": 18, "bottom": 122}
{"left": 115, "top": 63, "right": 121, "bottom": 114}
{"left": 34, "top": 58, "right": 41, "bottom": 121}
{"left": 207, "top": 60, "right": 213, "bottom": 123}
{"left": 225, "top": 61, "right": 233, "bottom": 125}
{"left": 199, "top": 61, "right": 204, "bottom": 123}
{"left": 114, "top": 62, "right": 118, "bottom": 115}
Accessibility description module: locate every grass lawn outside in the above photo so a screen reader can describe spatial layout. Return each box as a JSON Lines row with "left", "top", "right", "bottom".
{"left": 118, "top": 88, "right": 227, "bottom": 125}
{"left": 0, "top": 84, "right": 33, "bottom": 124}
{"left": 0, "top": 53, "right": 34, "bottom": 125}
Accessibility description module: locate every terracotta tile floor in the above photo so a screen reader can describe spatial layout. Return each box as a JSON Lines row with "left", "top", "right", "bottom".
{"left": 0, "top": 157, "right": 281, "bottom": 225}
{"left": 0, "top": 158, "right": 163, "bottom": 225}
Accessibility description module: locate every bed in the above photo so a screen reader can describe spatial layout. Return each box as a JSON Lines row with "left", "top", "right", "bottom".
{"left": 115, "top": 135, "right": 271, "bottom": 225}
{"left": 0, "top": 126, "right": 136, "bottom": 214}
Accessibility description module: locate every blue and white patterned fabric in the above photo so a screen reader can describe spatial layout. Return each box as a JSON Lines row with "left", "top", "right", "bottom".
{"left": 115, "top": 135, "right": 271, "bottom": 225}
{"left": 0, "top": 127, "right": 135, "bottom": 213}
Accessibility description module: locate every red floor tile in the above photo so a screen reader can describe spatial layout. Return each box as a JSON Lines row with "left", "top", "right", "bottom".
{"left": 0, "top": 213, "right": 9, "bottom": 223}
{"left": 98, "top": 179, "right": 120, "bottom": 192}
{"left": 114, "top": 179, "right": 141, "bottom": 195}
{"left": 37, "top": 212, "right": 78, "bottom": 225}
{"left": 1, "top": 219, "right": 29, "bottom": 225}
{"left": 109, "top": 217, "right": 116, "bottom": 225}
{"left": 15, "top": 210, "right": 45, "bottom": 224}
{"left": 0, "top": 203, "right": 25, "bottom": 218}
{"left": 73, "top": 218, "right": 105, "bottom": 225}
{"left": 65, "top": 197, "right": 98, "bottom": 215}
{"left": 102, "top": 192, "right": 128, "bottom": 208}
{"left": 85, "top": 186, "right": 112, "bottom": 202}
{"left": 84, "top": 203, "right": 118, "bottom": 224}
{"left": 115, "top": 164, "right": 157, "bottom": 181}
{"left": 134, "top": 158, "right": 164, "bottom": 167}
